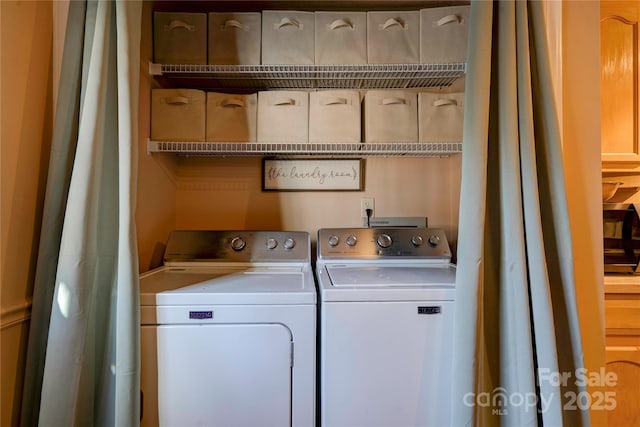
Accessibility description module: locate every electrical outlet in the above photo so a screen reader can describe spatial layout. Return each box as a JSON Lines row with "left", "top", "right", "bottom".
{"left": 361, "top": 197, "right": 375, "bottom": 218}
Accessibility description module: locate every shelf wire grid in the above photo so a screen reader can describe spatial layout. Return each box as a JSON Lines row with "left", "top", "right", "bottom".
{"left": 147, "top": 141, "right": 463, "bottom": 157}
{"left": 152, "top": 63, "right": 466, "bottom": 89}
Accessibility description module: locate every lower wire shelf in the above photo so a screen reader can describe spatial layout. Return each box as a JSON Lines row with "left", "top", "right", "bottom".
{"left": 147, "top": 140, "right": 462, "bottom": 158}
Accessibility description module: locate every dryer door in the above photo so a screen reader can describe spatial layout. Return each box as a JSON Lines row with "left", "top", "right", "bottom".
{"left": 157, "top": 323, "right": 293, "bottom": 427}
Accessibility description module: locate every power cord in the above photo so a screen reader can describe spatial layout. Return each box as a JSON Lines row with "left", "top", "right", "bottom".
{"left": 366, "top": 208, "right": 373, "bottom": 228}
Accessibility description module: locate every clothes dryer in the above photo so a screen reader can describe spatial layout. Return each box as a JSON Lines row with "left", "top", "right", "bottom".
{"left": 316, "top": 228, "right": 456, "bottom": 427}
{"left": 140, "top": 230, "right": 316, "bottom": 427}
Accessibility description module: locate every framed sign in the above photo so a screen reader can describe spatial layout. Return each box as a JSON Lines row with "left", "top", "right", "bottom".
{"left": 263, "top": 159, "right": 363, "bottom": 191}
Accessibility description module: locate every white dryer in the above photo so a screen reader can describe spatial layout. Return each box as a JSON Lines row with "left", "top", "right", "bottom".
{"left": 315, "top": 228, "right": 456, "bottom": 427}
{"left": 140, "top": 230, "right": 316, "bottom": 427}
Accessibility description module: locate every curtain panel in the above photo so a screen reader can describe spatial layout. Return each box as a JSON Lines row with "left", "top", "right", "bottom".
{"left": 451, "top": 1, "right": 589, "bottom": 426}
{"left": 21, "top": 1, "right": 142, "bottom": 425}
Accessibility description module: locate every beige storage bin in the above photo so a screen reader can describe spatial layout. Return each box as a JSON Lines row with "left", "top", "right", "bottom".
{"left": 208, "top": 13, "right": 261, "bottom": 65}
{"left": 364, "top": 90, "right": 418, "bottom": 142}
{"left": 420, "top": 6, "right": 470, "bottom": 63}
{"left": 309, "top": 91, "right": 361, "bottom": 143}
{"left": 315, "top": 12, "right": 367, "bottom": 65}
{"left": 367, "top": 11, "right": 420, "bottom": 64}
{"left": 261, "top": 11, "right": 314, "bottom": 64}
{"left": 418, "top": 92, "right": 464, "bottom": 142}
{"left": 154, "top": 12, "right": 207, "bottom": 64}
{"left": 257, "top": 91, "right": 309, "bottom": 142}
{"left": 206, "top": 93, "right": 257, "bottom": 142}
{"left": 151, "top": 89, "right": 206, "bottom": 141}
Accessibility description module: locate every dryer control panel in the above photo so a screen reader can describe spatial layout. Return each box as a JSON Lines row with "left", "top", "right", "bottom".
{"left": 318, "top": 228, "right": 451, "bottom": 261}
{"left": 164, "top": 230, "right": 310, "bottom": 263}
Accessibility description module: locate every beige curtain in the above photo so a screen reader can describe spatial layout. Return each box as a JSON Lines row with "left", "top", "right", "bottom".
{"left": 20, "top": 1, "right": 142, "bottom": 425}
{"left": 451, "top": 1, "right": 589, "bottom": 426}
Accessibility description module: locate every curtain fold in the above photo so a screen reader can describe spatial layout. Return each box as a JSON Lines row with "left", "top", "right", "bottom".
{"left": 20, "top": 1, "right": 142, "bottom": 425}
{"left": 452, "top": 2, "right": 589, "bottom": 426}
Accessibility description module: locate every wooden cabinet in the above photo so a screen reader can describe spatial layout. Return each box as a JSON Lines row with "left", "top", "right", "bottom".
{"left": 601, "top": 1, "right": 640, "bottom": 166}
{"left": 604, "top": 277, "right": 640, "bottom": 426}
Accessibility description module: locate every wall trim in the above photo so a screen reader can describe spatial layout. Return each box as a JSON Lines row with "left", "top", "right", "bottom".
{"left": 1, "top": 301, "right": 32, "bottom": 330}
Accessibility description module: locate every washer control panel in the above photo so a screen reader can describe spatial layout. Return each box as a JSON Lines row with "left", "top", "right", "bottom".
{"left": 318, "top": 228, "right": 451, "bottom": 260}
{"left": 164, "top": 230, "right": 309, "bottom": 263}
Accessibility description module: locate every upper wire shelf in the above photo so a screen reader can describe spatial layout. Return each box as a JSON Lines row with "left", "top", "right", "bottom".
{"left": 149, "top": 62, "right": 466, "bottom": 89}
{"left": 147, "top": 140, "right": 462, "bottom": 158}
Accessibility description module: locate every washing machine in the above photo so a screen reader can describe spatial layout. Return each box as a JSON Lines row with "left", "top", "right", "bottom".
{"left": 315, "top": 227, "right": 456, "bottom": 427}
{"left": 140, "top": 230, "right": 316, "bottom": 427}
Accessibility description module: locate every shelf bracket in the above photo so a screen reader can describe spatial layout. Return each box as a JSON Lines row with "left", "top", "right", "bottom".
{"left": 148, "top": 62, "right": 163, "bottom": 76}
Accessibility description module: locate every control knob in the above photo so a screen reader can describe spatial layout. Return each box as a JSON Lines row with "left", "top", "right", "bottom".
{"left": 377, "top": 233, "right": 393, "bottom": 248}
{"left": 231, "top": 236, "right": 246, "bottom": 251}
{"left": 411, "top": 235, "right": 424, "bottom": 247}
{"left": 284, "top": 238, "right": 296, "bottom": 250}
{"left": 265, "top": 238, "right": 278, "bottom": 250}
{"left": 328, "top": 235, "right": 340, "bottom": 247}
{"left": 345, "top": 235, "right": 358, "bottom": 247}
{"left": 428, "top": 234, "right": 441, "bottom": 247}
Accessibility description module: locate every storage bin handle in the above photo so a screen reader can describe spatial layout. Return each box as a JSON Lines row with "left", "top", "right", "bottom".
{"left": 321, "top": 97, "right": 348, "bottom": 106}
{"left": 164, "top": 20, "right": 196, "bottom": 32}
{"left": 165, "top": 96, "right": 190, "bottom": 105}
{"left": 328, "top": 19, "right": 354, "bottom": 30}
{"left": 433, "top": 99, "right": 458, "bottom": 107}
{"left": 275, "top": 18, "right": 302, "bottom": 30}
{"left": 436, "top": 14, "right": 462, "bottom": 26}
{"left": 273, "top": 98, "right": 296, "bottom": 106}
{"left": 221, "top": 99, "right": 246, "bottom": 108}
{"left": 222, "top": 20, "right": 247, "bottom": 30}
{"left": 380, "top": 18, "right": 406, "bottom": 30}
{"left": 382, "top": 97, "right": 407, "bottom": 105}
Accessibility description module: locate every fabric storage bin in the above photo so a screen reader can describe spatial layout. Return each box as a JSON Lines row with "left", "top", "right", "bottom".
{"left": 315, "top": 12, "right": 367, "bottom": 65}
{"left": 420, "top": 6, "right": 470, "bottom": 63}
{"left": 261, "top": 11, "right": 314, "bottom": 64}
{"left": 309, "top": 91, "right": 361, "bottom": 142}
{"left": 418, "top": 92, "right": 464, "bottom": 142}
{"left": 257, "top": 91, "right": 309, "bottom": 142}
{"left": 208, "top": 13, "right": 261, "bottom": 65}
{"left": 364, "top": 90, "right": 418, "bottom": 142}
{"left": 151, "top": 89, "right": 205, "bottom": 141}
{"left": 206, "top": 93, "right": 257, "bottom": 142}
{"left": 367, "top": 11, "right": 420, "bottom": 64}
{"left": 154, "top": 12, "right": 207, "bottom": 64}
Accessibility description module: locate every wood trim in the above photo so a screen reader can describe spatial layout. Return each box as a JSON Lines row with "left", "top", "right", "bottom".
{"left": 0, "top": 301, "right": 32, "bottom": 330}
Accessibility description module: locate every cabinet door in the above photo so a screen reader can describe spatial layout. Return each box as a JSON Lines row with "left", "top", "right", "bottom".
{"left": 606, "top": 344, "right": 640, "bottom": 426}
{"left": 601, "top": 2, "right": 640, "bottom": 163}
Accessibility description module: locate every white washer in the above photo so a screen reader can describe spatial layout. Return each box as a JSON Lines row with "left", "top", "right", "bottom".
{"left": 316, "top": 228, "right": 456, "bottom": 427}
{"left": 140, "top": 230, "right": 316, "bottom": 427}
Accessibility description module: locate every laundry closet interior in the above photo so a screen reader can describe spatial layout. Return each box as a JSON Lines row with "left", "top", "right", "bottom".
{"left": 137, "top": 0, "right": 466, "bottom": 273}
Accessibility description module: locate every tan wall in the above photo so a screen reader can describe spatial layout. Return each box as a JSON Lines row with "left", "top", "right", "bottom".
{"left": 562, "top": 2, "right": 607, "bottom": 426}
{"left": 1, "top": 1, "right": 54, "bottom": 425}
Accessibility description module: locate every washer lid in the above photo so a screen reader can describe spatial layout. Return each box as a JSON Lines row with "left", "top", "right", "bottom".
{"left": 140, "top": 266, "right": 315, "bottom": 305}
{"left": 326, "top": 265, "right": 456, "bottom": 287}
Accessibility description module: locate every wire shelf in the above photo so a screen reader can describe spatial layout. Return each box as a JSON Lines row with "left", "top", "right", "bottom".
{"left": 147, "top": 140, "right": 462, "bottom": 158}
{"left": 149, "top": 63, "right": 466, "bottom": 89}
